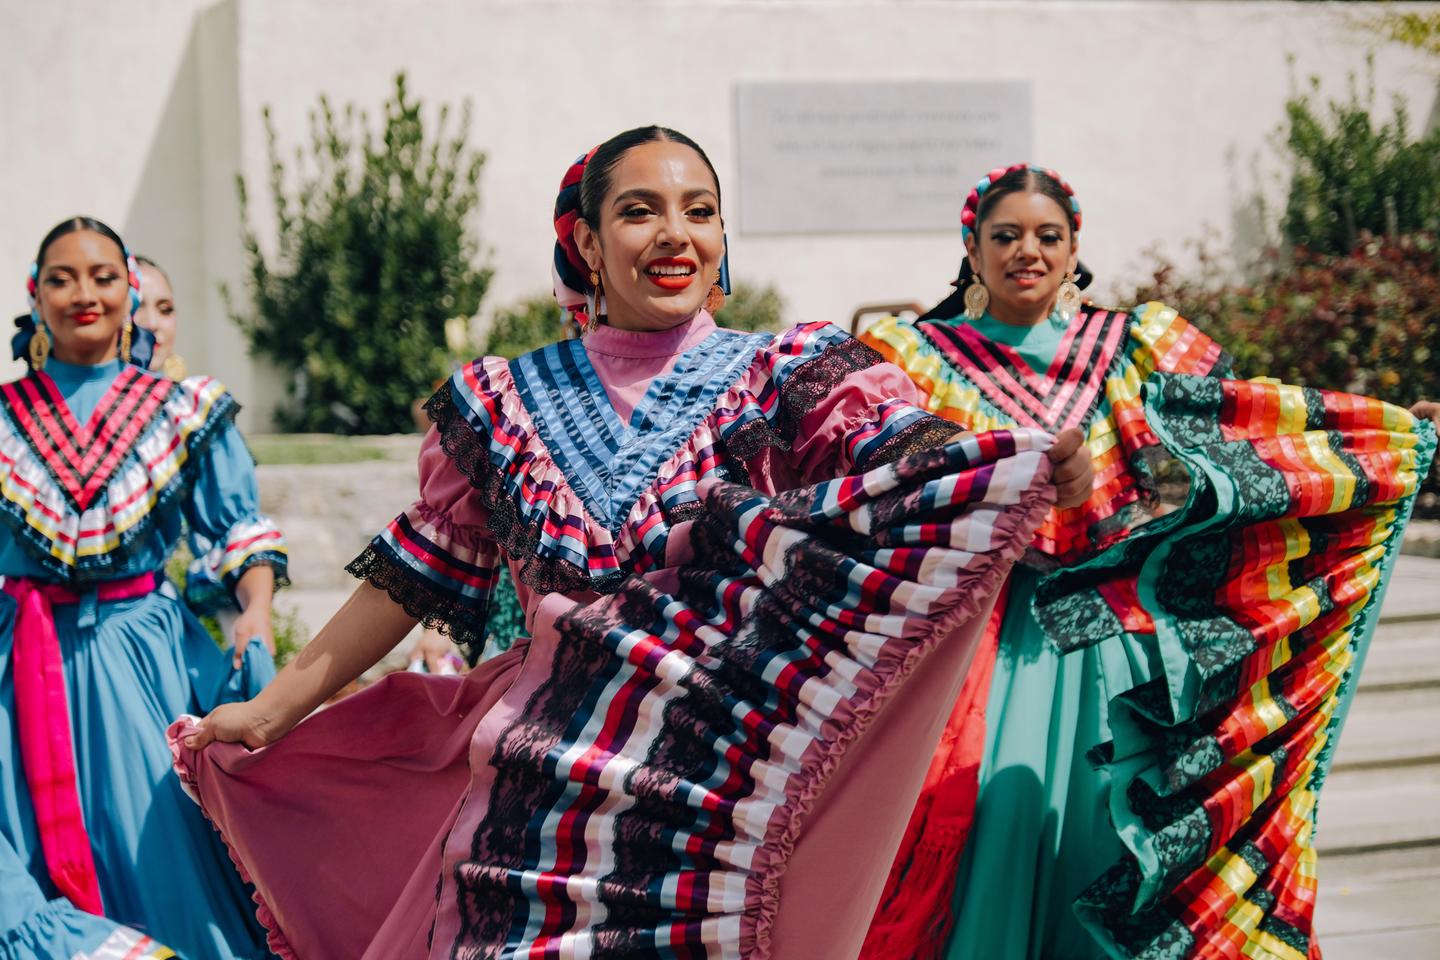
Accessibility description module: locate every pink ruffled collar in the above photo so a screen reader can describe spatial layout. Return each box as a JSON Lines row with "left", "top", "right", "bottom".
{"left": 583, "top": 311, "right": 717, "bottom": 360}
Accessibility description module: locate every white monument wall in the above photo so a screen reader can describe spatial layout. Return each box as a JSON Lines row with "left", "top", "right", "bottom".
{"left": 3, "top": 0, "right": 1436, "bottom": 429}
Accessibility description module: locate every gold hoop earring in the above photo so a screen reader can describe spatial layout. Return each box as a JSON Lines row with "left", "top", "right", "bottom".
{"left": 120, "top": 319, "right": 133, "bottom": 363}
{"left": 1056, "top": 272, "right": 1082, "bottom": 322}
{"left": 28, "top": 323, "right": 51, "bottom": 371}
{"left": 962, "top": 282, "right": 990, "bottom": 321}
{"left": 704, "top": 274, "right": 725, "bottom": 315}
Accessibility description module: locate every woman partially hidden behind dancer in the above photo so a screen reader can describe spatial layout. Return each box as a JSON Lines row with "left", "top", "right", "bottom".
{"left": 860, "top": 164, "right": 1437, "bottom": 960}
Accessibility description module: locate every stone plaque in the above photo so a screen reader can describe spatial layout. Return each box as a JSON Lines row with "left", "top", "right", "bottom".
{"left": 736, "top": 81, "right": 1031, "bottom": 234}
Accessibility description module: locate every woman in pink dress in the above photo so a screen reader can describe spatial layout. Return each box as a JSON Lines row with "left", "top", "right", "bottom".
{"left": 172, "top": 127, "right": 1088, "bottom": 958}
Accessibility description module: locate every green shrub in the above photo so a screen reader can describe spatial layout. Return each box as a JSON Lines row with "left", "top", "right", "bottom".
{"left": 226, "top": 73, "right": 491, "bottom": 433}
{"left": 1125, "top": 233, "right": 1440, "bottom": 514}
{"left": 714, "top": 282, "right": 786, "bottom": 332}
{"left": 1128, "top": 234, "right": 1440, "bottom": 403}
{"left": 480, "top": 295, "right": 566, "bottom": 359}
{"left": 1281, "top": 69, "right": 1440, "bottom": 255}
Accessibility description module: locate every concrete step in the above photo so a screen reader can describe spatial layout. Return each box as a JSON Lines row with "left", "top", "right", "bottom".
{"left": 1316, "top": 865, "right": 1440, "bottom": 940}
{"left": 1358, "top": 620, "right": 1440, "bottom": 692}
{"left": 1317, "top": 763, "right": 1440, "bottom": 855}
{"left": 1378, "top": 555, "right": 1440, "bottom": 623}
{"left": 1320, "top": 926, "right": 1440, "bottom": 960}
{"left": 1332, "top": 685, "right": 1440, "bottom": 770}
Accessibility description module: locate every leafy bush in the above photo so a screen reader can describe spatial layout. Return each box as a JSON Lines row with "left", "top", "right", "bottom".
{"left": 1128, "top": 234, "right": 1440, "bottom": 403}
{"left": 714, "top": 281, "right": 786, "bottom": 332}
{"left": 1371, "top": 10, "right": 1440, "bottom": 57}
{"left": 480, "top": 295, "right": 566, "bottom": 359}
{"left": 164, "top": 546, "right": 310, "bottom": 663}
{"left": 1281, "top": 69, "right": 1440, "bottom": 255}
{"left": 226, "top": 73, "right": 491, "bottom": 433}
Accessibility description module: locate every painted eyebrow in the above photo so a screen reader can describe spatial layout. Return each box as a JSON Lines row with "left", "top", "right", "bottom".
{"left": 987, "top": 221, "right": 1068, "bottom": 230}
{"left": 42, "top": 262, "right": 124, "bottom": 276}
{"left": 611, "top": 187, "right": 719, "bottom": 207}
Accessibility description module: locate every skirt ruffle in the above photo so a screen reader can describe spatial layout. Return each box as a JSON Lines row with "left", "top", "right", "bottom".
{"left": 1034, "top": 374, "right": 1437, "bottom": 959}
{"left": 171, "top": 430, "right": 1056, "bottom": 959}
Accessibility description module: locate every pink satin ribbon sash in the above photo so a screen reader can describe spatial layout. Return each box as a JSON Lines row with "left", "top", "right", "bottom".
{"left": 6, "top": 571, "right": 157, "bottom": 915}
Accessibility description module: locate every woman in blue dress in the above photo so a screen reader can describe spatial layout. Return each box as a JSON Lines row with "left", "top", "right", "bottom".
{"left": 0, "top": 217, "right": 289, "bottom": 960}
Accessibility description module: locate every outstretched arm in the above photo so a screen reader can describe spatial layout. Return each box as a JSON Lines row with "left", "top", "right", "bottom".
{"left": 184, "top": 581, "right": 418, "bottom": 750}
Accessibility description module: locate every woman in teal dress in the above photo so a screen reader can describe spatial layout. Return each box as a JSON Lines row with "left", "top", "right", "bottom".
{"left": 0, "top": 217, "right": 289, "bottom": 959}
{"left": 860, "top": 167, "right": 1437, "bottom": 959}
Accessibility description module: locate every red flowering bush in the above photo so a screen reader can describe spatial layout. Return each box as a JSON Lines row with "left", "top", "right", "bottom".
{"left": 1130, "top": 233, "right": 1439, "bottom": 402}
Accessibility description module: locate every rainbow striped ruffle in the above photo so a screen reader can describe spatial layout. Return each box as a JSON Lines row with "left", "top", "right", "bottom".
{"left": 0, "top": 369, "right": 282, "bottom": 586}
{"left": 863, "top": 303, "right": 1230, "bottom": 564}
{"left": 861, "top": 304, "right": 1436, "bottom": 959}
{"left": 1037, "top": 375, "right": 1434, "bottom": 960}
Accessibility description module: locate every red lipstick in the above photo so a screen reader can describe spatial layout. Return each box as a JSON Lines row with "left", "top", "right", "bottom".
{"left": 644, "top": 257, "right": 697, "bottom": 291}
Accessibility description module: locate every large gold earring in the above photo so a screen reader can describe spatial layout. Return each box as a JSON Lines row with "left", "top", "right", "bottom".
{"left": 120, "top": 319, "right": 133, "bottom": 363}
{"left": 704, "top": 274, "right": 725, "bottom": 315}
{"left": 962, "top": 282, "right": 990, "bottom": 321}
{"left": 1057, "top": 272, "right": 1082, "bottom": 322}
{"left": 28, "top": 323, "right": 51, "bottom": 371}
{"left": 583, "top": 270, "right": 604, "bottom": 336}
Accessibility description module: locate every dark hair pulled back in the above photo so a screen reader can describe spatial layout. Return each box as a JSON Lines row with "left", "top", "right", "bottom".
{"left": 971, "top": 167, "right": 1078, "bottom": 241}
{"left": 578, "top": 126, "right": 721, "bottom": 229}
{"left": 35, "top": 216, "right": 128, "bottom": 268}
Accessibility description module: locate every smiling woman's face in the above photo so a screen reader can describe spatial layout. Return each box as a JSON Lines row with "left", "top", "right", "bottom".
{"left": 35, "top": 230, "right": 130, "bottom": 365}
{"left": 965, "top": 190, "right": 1078, "bottom": 326}
{"left": 134, "top": 267, "right": 177, "bottom": 365}
{"left": 574, "top": 139, "right": 725, "bottom": 333}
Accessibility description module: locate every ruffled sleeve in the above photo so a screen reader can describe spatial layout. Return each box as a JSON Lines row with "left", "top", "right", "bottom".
{"left": 180, "top": 393, "right": 289, "bottom": 604}
{"left": 757, "top": 322, "right": 961, "bottom": 485}
{"left": 345, "top": 425, "right": 501, "bottom": 659}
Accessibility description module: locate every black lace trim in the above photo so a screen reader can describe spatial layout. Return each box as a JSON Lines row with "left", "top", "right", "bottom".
{"left": 187, "top": 550, "right": 292, "bottom": 615}
{"left": 857, "top": 415, "right": 962, "bottom": 474}
{"left": 423, "top": 382, "right": 619, "bottom": 598}
{"left": 224, "top": 551, "right": 292, "bottom": 595}
{"left": 776, "top": 337, "right": 886, "bottom": 441}
{"left": 724, "top": 416, "right": 789, "bottom": 464}
{"left": 345, "top": 544, "right": 488, "bottom": 655}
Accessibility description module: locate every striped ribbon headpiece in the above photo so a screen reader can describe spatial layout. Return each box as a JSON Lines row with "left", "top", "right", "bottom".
{"left": 960, "top": 164, "right": 1082, "bottom": 244}
{"left": 552, "top": 147, "right": 599, "bottom": 328}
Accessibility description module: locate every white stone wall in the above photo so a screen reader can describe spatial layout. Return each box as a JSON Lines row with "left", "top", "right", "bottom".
{"left": 4, "top": 0, "right": 1437, "bottom": 428}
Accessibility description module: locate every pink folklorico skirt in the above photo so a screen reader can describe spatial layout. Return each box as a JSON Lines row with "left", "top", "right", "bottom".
{"left": 170, "top": 432, "right": 1054, "bottom": 959}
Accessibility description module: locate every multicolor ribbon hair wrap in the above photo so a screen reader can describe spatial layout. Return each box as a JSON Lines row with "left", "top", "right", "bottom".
{"left": 15, "top": 242, "right": 154, "bottom": 368}
{"left": 552, "top": 148, "right": 599, "bottom": 330}
{"left": 959, "top": 163, "right": 1082, "bottom": 245}
{"left": 551, "top": 141, "right": 732, "bottom": 331}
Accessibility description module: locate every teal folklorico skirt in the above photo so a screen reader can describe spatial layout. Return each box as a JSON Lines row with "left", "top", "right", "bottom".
{"left": 944, "top": 565, "right": 1123, "bottom": 960}
{"left": 0, "top": 586, "right": 276, "bottom": 960}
